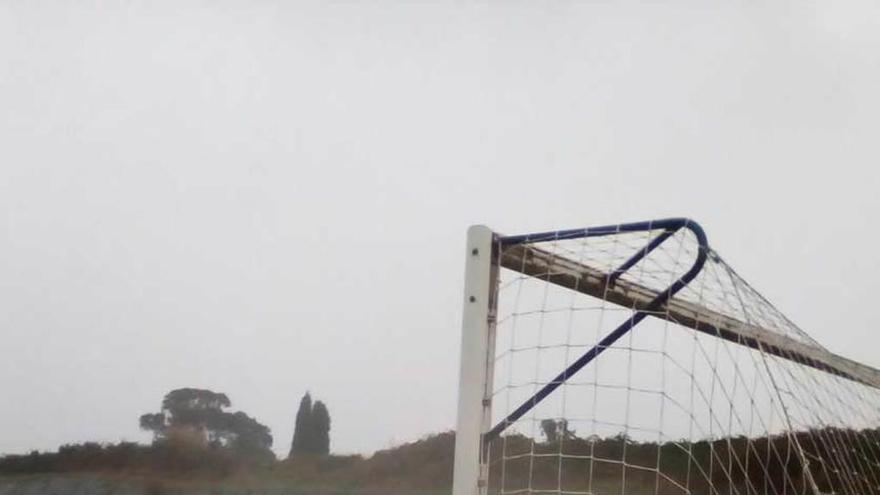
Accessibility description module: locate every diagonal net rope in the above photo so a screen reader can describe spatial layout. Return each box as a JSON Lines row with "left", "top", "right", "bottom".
{"left": 486, "top": 223, "right": 880, "bottom": 495}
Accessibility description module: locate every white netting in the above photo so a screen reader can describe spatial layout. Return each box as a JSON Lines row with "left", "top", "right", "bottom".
{"left": 486, "top": 224, "right": 880, "bottom": 495}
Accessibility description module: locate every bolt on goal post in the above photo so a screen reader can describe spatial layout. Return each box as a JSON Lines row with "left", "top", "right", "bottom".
{"left": 454, "top": 219, "right": 880, "bottom": 495}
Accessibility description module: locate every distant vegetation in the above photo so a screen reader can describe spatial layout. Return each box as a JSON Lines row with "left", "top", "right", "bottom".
{"left": 0, "top": 387, "right": 337, "bottom": 476}
{"left": 4, "top": 428, "right": 880, "bottom": 494}
{"left": 289, "top": 392, "right": 331, "bottom": 458}
{"left": 0, "top": 433, "right": 455, "bottom": 494}
{"left": 2, "top": 394, "right": 878, "bottom": 495}
{"left": 139, "top": 388, "right": 274, "bottom": 464}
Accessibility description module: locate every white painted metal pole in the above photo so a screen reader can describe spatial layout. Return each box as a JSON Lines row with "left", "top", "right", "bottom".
{"left": 453, "top": 225, "right": 496, "bottom": 495}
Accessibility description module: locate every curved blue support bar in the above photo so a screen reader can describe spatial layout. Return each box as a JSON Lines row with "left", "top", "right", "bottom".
{"left": 484, "top": 219, "right": 709, "bottom": 442}
{"left": 499, "top": 217, "right": 702, "bottom": 246}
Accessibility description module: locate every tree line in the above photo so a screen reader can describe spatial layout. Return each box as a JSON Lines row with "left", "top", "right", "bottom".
{"left": 137, "top": 387, "right": 330, "bottom": 462}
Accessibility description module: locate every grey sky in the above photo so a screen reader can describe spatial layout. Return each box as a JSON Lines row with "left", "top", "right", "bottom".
{"left": 1, "top": 1, "right": 879, "bottom": 457}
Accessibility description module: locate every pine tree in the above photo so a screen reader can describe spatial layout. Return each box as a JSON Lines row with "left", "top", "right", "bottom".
{"left": 312, "top": 400, "right": 331, "bottom": 455}
{"left": 289, "top": 392, "right": 313, "bottom": 458}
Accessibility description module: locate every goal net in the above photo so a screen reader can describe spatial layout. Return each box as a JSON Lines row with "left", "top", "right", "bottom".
{"left": 453, "top": 219, "right": 880, "bottom": 495}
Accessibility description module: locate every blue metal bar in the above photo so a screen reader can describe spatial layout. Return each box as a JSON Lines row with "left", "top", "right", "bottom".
{"left": 484, "top": 219, "right": 708, "bottom": 442}
{"left": 498, "top": 217, "right": 694, "bottom": 246}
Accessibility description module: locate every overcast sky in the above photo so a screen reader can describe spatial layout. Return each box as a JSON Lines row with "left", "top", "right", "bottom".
{"left": 1, "top": 1, "right": 879, "bottom": 457}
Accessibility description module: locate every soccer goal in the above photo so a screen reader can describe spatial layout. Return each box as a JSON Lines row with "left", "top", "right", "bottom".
{"left": 453, "top": 219, "right": 880, "bottom": 495}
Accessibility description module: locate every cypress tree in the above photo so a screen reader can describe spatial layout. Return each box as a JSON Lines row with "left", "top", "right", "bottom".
{"left": 289, "top": 392, "right": 313, "bottom": 458}
{"left": 312, "top": 400, "right": 331, "bottom": 455}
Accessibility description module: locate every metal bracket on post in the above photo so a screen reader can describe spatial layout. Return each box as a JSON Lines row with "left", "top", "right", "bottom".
{"left": 453, "top": 225, "right": 498, "bottom": 495}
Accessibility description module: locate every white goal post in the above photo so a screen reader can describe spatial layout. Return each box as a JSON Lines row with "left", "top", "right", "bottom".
{"left": 454, "top": 219, "right": 880, "bottom": 495}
